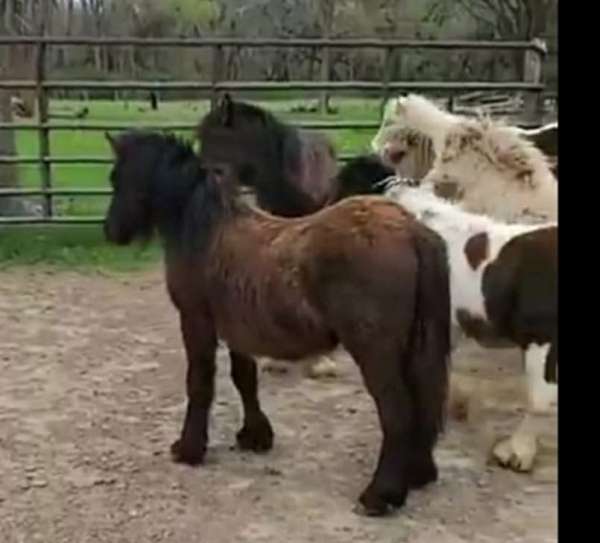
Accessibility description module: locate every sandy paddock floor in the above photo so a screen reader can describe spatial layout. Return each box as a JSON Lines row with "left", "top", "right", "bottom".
{"left": 0, "top": 269, "right": 557, "bottom": 543}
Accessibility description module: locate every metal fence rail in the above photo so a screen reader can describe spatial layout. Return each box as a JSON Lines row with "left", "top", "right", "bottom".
{"left": 0, "top": 81, "right": 544, "bottom": 91}
{"left": 0, "top": 36, "right": 547, "bottom": 225}
{"left": 0, "top": 36, "right": 548, "bottom": 51}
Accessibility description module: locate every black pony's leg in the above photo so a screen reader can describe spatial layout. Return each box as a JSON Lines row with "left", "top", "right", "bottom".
{"left": 171, "top": 310, "right": 217, "bottom": 465}
{"left": 229, "top": 350, "right": 274, "bottom": 452}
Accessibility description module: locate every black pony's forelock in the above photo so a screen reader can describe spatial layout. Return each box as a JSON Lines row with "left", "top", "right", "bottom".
{"left": 111, "top": 130, "right": 239, "bottom": 256}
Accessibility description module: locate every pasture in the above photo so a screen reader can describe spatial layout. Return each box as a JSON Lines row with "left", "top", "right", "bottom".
{"left": 0, "top": 98, "right": 557, "bottom": 541}
{"left": 16, "top": 97, "right": 377, "bottom": 215}
{"left": 1, "top": 97, "right": 379, "bottom": 268}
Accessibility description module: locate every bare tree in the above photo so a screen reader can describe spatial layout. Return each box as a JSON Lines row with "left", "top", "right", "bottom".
{"left": 425, "top": 0, "right": 557, "bottom": 77}
{"left": 310, "top": 0, "right": 338, "bottom": 113}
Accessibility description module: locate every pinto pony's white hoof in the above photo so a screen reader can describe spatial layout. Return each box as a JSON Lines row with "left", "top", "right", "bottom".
{"left": 304, "top": 356, "right": 339, "bottom": 379}
{"left": 492, "top": 433, "right": 538, "bottom": 472}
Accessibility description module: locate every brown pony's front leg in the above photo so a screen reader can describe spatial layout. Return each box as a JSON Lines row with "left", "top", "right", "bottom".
{"left": 171, "top": 311, "right": 217, "bottom": 465}
{"left": 229, "top": 350, "right": 274, "bottom": 452}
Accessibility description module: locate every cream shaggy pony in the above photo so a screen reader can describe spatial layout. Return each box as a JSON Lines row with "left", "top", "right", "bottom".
{"left": 372, "top": 94, "right": 558, "bottom": 224}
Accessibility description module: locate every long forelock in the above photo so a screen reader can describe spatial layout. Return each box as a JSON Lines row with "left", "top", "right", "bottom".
{"left": 382, "top": 97, "right": 400, "bottom": 121}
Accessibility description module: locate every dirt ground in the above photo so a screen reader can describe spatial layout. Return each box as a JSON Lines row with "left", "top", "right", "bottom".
{"left": 0, "top": 268, "right": 557, "bottom": 543}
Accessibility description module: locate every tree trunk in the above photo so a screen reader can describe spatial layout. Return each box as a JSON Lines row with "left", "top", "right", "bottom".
{"left": 58, "top": 0, "right": 75, "bottom": 68}
{"left": 316, "top": 0, "right": 335, "bottom": 115}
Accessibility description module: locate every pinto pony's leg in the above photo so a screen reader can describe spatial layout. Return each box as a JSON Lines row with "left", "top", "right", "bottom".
{"left": 493, "top": 343, "right": 558, "bottom": 472}
{"left": 229, "top": 350, "right": 274, "bottom": 452}
{"left": 171, "top": 311, "right": 217, "bottom": 465}
{"left": 304, "top": 354, "right": 339, "bottom": 379}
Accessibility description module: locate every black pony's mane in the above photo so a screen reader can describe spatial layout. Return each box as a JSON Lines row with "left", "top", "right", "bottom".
{"left": 227, "top": 100, "right": 305, "bottom": 175}
{"left": 228, "top": 100, "right": 281, "bottom": 127}
{"left": 113, "top": 130, "right": 240, "bottom": 255}
{"left": 198, "top": 97, "right": 395, "bottom": 217}
{"left": 199, "top": 98, "right": 315, "bottom": 216}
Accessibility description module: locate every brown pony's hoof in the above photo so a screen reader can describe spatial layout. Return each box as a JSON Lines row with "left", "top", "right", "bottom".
{"left": 170, "top": 439, "right": 206, "bottom": 465}
{"left": 408, "top": 459, "right": 438, "bottom": 489}
{"left": 358, "top": 484, "right": 407, "bottom": 516}
{"left": 236, "top": 414, "right": 274, "bottom": 452}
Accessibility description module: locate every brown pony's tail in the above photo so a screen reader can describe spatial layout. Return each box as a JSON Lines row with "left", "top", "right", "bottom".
{"left": 408, "top": 226, "right": 452, "bottom": 446}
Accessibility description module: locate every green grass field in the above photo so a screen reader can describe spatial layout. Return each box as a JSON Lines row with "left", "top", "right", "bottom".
{"left": 1, "top": 97, "right": 382, "bottom": 270}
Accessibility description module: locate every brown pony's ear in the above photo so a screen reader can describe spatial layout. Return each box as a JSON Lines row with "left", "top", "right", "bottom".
{"left": 217, "top": 93, "right": 234, "bottom": 127}
{"left": 105, "top": 132, "right": 119, "bottom": 155}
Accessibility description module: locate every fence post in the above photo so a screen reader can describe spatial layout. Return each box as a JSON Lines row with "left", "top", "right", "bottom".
{"left": 447, "top": 95, "right": 455, "bottom": 113}
{"left": 36, "top": 29, "right": 52, "bottom": 218}
{"left": 210, "top": 44, "right": 224, "bottom": 110}
{"left": 522, "top": 38, "right": 546, "bottom": 125}
{"left": 319, "top": 40, "right": 331, "bottom": 115}
{"left": 379, "top": 46, "right": 395, "bottom": 120}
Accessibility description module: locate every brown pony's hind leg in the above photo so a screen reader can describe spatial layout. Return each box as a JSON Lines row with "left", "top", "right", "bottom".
{"left": 229, "top": 350, "right": 274, "bottom": 452}
{"left": 406, "top": 363, "right": 444, "bottom": 489}
{"left": 349, "top": 343, "right": 414, "bottom": 516}
{"left": 171, "top": 311, "right": 217, "bottom": 465}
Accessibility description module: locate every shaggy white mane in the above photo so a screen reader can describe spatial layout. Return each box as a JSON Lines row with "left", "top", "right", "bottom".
{"left": 373, "top": 94, "right": 558, "bottom": 224}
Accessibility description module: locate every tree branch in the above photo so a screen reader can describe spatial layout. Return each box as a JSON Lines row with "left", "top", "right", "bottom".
{"left": 457, "top": 0, "right": 497, "bottom": 31}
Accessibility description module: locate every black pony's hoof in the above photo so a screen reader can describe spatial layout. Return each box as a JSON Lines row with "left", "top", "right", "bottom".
{"left": 355, "top": 497, "right": 392, "bottom": 517}
{"left": 170, "top": 438, "right": 206, "bottom": 466}
{"left": 236, "top": 414, "right": 274, "bottom": 452}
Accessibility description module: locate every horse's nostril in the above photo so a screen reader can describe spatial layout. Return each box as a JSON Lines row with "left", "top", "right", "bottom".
{"left": 388, "top": 150, "right": 406, "bottom": 164}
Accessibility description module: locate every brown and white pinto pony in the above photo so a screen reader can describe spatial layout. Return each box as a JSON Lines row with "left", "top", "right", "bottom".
{"left": 372, "top": 95, "right": 558, "bottom": 223}
{"left": 103, "top": 131, "right": 451, "bottom": 516}
{"left": 385, "top": 178, "right": 557, "bottom": 472}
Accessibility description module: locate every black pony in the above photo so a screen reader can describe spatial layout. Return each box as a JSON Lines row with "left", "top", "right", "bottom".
{"left": 335, "top": 154, "right": 395, "bottom": 200}
{"left": 104, "top": 130, "right": 451, "bottom": 516}
{"left": 197, "top": 94, "right": 393, "bottom": 217}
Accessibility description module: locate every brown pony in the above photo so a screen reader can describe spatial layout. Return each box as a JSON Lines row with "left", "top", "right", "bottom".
{"left": 103, "top": 130, "right": 451, "bottom": 516}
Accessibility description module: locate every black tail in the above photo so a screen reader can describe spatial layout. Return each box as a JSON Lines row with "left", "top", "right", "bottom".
{"left": 408, "top": 225, "right": 452, "bottom": 444}
{"left": 545, "top": 339, "right": 558, "bottom": 383}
